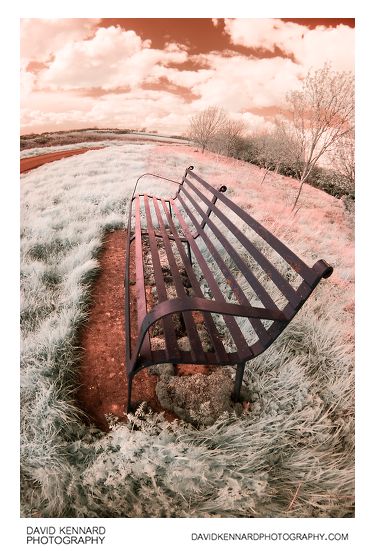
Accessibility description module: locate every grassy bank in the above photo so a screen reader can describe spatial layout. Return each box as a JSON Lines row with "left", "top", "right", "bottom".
{"left": 20, "top": 143, "right": 354, "bottom": 517}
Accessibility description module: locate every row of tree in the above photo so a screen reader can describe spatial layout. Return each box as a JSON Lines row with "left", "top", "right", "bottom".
{"left": 188, "top": 106, "right": 245, "bottom": 157}
{"left": 188, "top": 64, "right": 354, "bottom": 209}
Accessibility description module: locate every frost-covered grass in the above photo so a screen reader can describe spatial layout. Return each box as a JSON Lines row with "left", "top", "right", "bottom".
{"left": 20, "top": 133, "right": 189, "bottom": 159}
{"left": 20, "top": 140, "right": 129, "bottom": 159}
{"left": 20, "top": 143, "right": 354, "bottom": 518}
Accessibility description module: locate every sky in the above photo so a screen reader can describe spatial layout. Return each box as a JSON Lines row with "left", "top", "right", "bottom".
{"left": 20, "top": 18, "right": 355, "bottom": 136}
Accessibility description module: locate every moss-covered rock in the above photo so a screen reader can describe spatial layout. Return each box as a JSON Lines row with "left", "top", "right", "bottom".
{"left": 156, "top": 368, "right": 244, "bottom": 426}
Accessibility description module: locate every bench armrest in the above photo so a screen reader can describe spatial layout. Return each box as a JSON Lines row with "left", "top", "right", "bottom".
{"left": 130, "top": 297, "right": 288, "bottom": 367}
{"left": 130, "top": 171, "right": 186, "bottom": 201}
{"left": 142, "top": 297, "right": 288, "bottom": 331}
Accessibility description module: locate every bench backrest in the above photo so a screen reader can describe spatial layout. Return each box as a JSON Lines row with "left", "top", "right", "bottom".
{"left": 129, "top": 166, "right": 333, "bottom": 362}
{"left": 169, "top": 167, "right": 332, "bottom": 355}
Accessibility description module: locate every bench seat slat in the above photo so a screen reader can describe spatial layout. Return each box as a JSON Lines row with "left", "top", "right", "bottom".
{"left": 185, "top": 169, "right": 316, "bottom": 288}
{"left": 160, "top": 199, "right": 230, "bottom": 363}
{"left": 152, "top": 196, "right": 206, "bottom": 362}
{"left": 143, "top": 194, "right": 180, "bottom": 360}
{"left": 170, "top": 198, "right": 251, "bottom": 358}
{"left": 134, "top": 195, "right": 150, "bottom": 357}
{"left": 182, "top": 178, "right": 302, "bottom": 309}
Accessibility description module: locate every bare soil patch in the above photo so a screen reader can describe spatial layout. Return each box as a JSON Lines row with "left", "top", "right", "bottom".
{"left": 20, "top": 147, "right": 104, "bottom": 173}
{"left": 76, "top": 229, "right": 249, "bottom": 431}
{"left": 76, "top": 229, "right": 180, "bottom": 431}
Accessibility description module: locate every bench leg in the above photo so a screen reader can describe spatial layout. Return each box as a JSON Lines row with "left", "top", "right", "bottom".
{"left": 186, "top": 241, "right": 193, "bottom": 266}
{"left": 232, "top": 362, "right": 246, "bottom": 402}
{"left": 127, "top": 373, "right": 134, "bottom": 413}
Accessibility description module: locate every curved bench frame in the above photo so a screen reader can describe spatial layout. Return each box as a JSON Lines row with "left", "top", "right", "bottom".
{"left": 124, "top": 166, "right": 333, "bottom": 411}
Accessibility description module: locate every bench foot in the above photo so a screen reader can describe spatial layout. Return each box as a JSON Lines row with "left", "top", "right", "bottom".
{"left": 232, "top": 362, "right": 246, "bottom": 402}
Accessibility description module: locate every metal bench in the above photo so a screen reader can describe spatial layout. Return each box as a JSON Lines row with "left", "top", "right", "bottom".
{"left": 124, "top": 166, "right": 333, "bottom": 412}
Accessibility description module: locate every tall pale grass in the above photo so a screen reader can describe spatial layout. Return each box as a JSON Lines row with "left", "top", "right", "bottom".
{"left": 20, "top": 143, "right": 354, "bottom": 517}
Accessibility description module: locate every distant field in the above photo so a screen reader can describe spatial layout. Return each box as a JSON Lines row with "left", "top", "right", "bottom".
{"left": 20, "top": 141, "right": 354, "bottom": 518}
{"left": 20, "top": 128, "right": 189, "bottom": 152}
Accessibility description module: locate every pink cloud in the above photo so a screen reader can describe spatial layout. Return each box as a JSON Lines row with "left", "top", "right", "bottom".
{"left": 20, "top": 19, "right": 354, "bottom": 136}
{"left": 230, "top": 111, "right": 275, "bottom": 133}
{"left": 148, "top": 66, "right": 215, "bottom": 89}
{"left": 20, "top": 18, "right": 99, "bottom": 62}
{"left": 21, "top": 89, "right": 93, "bottom": 113}
{"left": 186, "top": 54, "right": 304, "bottom": 110}
{"left": 20, "top": 50, "right": 294, "bottom": 135}
{"left": 89, "top": 89, "right": 190, "bottom": 129}
{"left": 224, "top": 19, "right": 303, "bottom": 53}
{"left": 21, "top": 89, "right": 191, "bottom": 134}
{"left": 224, "top": 19, "right": 354, "bottom": 72}
{"left": 37, "top": 26, "right": 188, "bottom": 91}
{"left": 20, "top": 66, "right": 36, "bottom": 98}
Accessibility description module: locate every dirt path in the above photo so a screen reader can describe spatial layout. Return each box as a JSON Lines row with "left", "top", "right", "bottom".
{"left": 19, "top": 144, "right": 208, "bottom": 430}
{"left": 20, "top": 147, "right": 104, "bottom": 173}
{"left": 76, "top": 230, "right": 178, "bottom": 431}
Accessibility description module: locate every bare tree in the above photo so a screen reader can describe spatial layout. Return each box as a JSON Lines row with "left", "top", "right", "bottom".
{"left": 188, "top": 106, "right": 228, "bottom": 153}
{"left": 248, "top": 133, "right": 275, "bottom": 183}
{"left": 211, "top": 119, "right": 246, "bottom": 156}
{"left": 329, "top": 131, "right": 355, "bottom": 190}
{"left": 285, "top": 64, "right": 354, "bottom": 210}
{"left": 248, "top": 123, "right": 298, "bottom": 184}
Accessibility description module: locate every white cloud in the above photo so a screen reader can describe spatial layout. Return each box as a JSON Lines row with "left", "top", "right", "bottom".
{"left": 21, "top": 49, "right": 303, "bottom": 135}
{"left": 37, "top": 26, "right": 188, "bottom": 91}
{"left": 21, "top": 108, "right": 89, "bottom": 130}
{"left": 148, "top": 66, "right": 215, "bottom": 88}
{"left": 224, "top": 19, "right": 354, "bottom": 72}
{"left": 21, "top": 19, "right": 354, "bottom": 136}
{"left": 235, "top": 111, "right": 275, "bottom": 133}
{"left": 224, "top": 19, "right": 301, "bottom": 52}
{"left": 21, "top": 89, "right": 271, "bottom": 135}
{"left": 89, "top": 89, "right": 190, "bottom": 128}
{"left": 21, "top": 89, "right": 191, "bottom": 134}
{"left": 294, "top": 25, "right": 354, "bottom": 72}
{"left": 187, "top": 54, "right": 304, "bottom": 110}
{"left": 20, "top": 68, "right": 36, "bottom": 98}
{"left": 20, "top": 18, "right": 100, "bottom": 63}
{"left": 21, "top": 89, "right": 93, "bottom": 112}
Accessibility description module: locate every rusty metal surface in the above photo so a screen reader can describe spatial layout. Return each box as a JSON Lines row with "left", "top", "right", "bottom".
{"left": 124, "top": 166, "right": 333, "bottom": 410}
